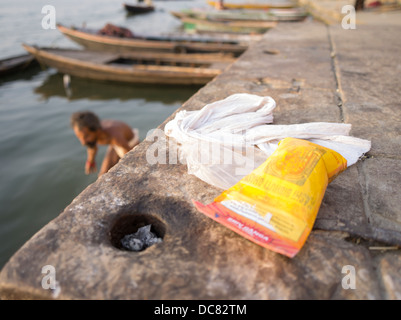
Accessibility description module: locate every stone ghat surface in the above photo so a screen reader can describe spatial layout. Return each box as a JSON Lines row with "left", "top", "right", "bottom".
{"left": 1, "top": 14, "right": 400, "bottom": 299}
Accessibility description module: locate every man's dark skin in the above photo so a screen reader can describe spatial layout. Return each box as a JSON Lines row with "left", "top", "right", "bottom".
{"left": 355, "top": 0, "right": 365, "bottom": 11}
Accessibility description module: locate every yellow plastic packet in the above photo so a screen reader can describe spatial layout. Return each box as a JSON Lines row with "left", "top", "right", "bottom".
{"left": 193, "top": 137, "right": 347, "bottom": 258}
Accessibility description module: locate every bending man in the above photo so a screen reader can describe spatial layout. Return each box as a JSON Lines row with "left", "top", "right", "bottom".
{"left": 71, "top": 111, "right": 139, "bottom": 176}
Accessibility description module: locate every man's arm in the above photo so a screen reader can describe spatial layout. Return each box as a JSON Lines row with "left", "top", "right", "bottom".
{"left": 85, "top": 146, "right": 98, "bottom": 174}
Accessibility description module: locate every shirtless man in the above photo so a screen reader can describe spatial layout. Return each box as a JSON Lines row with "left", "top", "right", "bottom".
{"left": 71, "top": 111, "right": 139, "bottom": 176}
{"left": 215, "top": 0, "right": 225, "bottom": 10}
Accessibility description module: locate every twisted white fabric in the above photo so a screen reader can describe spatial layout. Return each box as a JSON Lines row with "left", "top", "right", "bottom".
{"left": 164, "top": 93, "right": 371, "bottom": 189}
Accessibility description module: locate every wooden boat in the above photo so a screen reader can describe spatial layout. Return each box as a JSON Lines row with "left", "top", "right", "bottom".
{"left": 179, "top": 16, "right": 277, "bottom": 34}
{"left": 23, "top": 44, "right": 235, "bottom": 85}
{"left": 123, "top": 3, "right": 155, "bottom": 14}
{"left": 57, "top": 24, "right": 247, "bottom": 56}
{"left": 207, "top": 0, "right": 295, "bottom": 10}
{"left": 171, "top": 8, "right": 308, "bottom": 22}
{"left": 0, "top": 53, "right": 37, "bottom": 76}
{"left": 268, "top": 8, "right": 308, "bottom": 18}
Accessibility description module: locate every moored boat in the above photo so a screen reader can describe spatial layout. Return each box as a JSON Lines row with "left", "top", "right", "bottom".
{"left": 57, "top": 24, "right": 248, "bottom": 56}
{"left": 179, "top": 16, "right": 277, "bottom": 34}
{"left": 207, "top": 0, "right": 296, "bottom": 10}
{"left": 123, "top": 3, "right": 155, "bottom": 14}
{"left": 23, "top": 44, "right": 235, "bottom": 85}
{"left": 171, "top": 8, "right": 308, "bottom": 22}
{"left": 0, "top": 53, "right": 37, "bottom": 76}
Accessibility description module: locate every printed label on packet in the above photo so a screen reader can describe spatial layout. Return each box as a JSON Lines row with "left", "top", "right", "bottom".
{"left": 220, "top": 199, "right": 307, "bottom": 243}
{"left": 220, "top": 200, "right": 276, "bottom": 232}
{"left": 193, "top": 138, "right": 348, "bottom": 258}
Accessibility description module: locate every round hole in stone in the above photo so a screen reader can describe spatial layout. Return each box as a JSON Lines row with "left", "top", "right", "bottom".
{"left": 109, "top": 214, "right": 166, "bottom": 251}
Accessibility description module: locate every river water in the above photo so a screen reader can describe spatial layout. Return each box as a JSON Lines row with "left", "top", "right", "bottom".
{"left": 0, "top": 0, "right": 210, "bottom": 268}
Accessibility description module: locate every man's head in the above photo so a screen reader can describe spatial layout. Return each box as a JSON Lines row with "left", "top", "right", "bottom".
{"left": 70, "top": 111, "right": 101, "bottom": 148}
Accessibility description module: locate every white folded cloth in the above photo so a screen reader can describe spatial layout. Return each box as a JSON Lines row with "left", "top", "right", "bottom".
{"left": 164, "top": 93, "right": 371, "bottom": 189}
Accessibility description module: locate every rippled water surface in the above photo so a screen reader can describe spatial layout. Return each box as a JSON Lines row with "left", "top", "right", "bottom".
{"left": 0, "top": 0, "right": 208, "bottom": 268}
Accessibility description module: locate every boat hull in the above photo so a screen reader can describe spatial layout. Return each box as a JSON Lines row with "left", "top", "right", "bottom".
{"left": 0, "top": 54, "right": 37, "bottom": 76}
{"left": 124, "top": 3, "right": 155, "bottom": 14}
{"left": 23, "top": 45, "right": 232, "bottom": 85}
{"left": 57, "top": 25, "right": 247, "bottom": 56}
{"left": 207, "top": 0, "right": 295, "bottom": 10}
{"left": 172, "top": 9, "right": 308, "bottom": 22}
{"left": 181, "top": 17, "right": 277, "bottom": 34}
